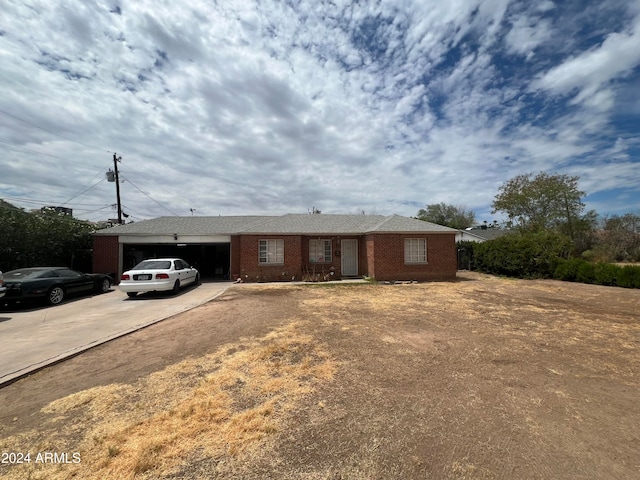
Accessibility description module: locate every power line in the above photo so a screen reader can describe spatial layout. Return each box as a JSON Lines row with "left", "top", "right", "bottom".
{"left": 0, "top": 140, "right": 67, "bottom": 161}
{"left": 58, "top": 165, "right": 111, "bottom": 205}
{"left": 0, "top": 108, "right": 113, "bottom": 154}
{"left": 0, "top": 140, "right": 113, "bottom": 171}
{"left": 120, "top": 203, "right": 152, "bottom": 219}
{"left": 119, "top": 208, "right": 148, "bottom": 223}
{"left": 0, "top": 195, "right": 109, "bottom": 207}
{"left": 61, "top": 178, "right": 107, "bottom": 206}
{"left": 118, "top": 163, "right": 195, "bottom": 212}
{"left": 72, "top": 205, "right": 114, "bottom": 214}
{"left": 119, "top": 172, "right": 181, "bottom": 216}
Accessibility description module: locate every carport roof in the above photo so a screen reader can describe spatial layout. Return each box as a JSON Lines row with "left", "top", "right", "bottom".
{"left": 93, "top": 216, "right": 265, "bottom": 236}
{"left": 94, "top": 214, "right": 457, "bottom": 236}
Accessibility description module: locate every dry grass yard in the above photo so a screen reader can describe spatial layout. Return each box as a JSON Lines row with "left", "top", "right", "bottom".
{"left": 1, "top": 272, "right": 638, "bottom": 479}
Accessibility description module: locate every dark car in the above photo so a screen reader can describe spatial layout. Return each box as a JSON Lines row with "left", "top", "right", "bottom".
{"left": 2, "top": 267, "right": 113, "bottom": 306}
{"left": 0, "top": 270, "right": 5, "bottom": 300}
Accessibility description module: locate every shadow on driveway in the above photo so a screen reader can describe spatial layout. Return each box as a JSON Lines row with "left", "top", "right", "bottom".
{"left": 0, "top": 289, "right": 116, "bottom": 312}
{"left": 122, "top": 282, "right": 201, "bottom": 301}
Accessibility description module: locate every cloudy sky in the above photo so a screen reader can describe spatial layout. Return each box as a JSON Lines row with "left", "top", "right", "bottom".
{"left": 1, "top": 0, "right": 639, "bottom": 223}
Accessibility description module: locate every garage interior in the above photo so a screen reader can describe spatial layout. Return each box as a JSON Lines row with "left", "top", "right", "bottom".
{"left": 123, "top": 243, "right": 231, "bottom": 280}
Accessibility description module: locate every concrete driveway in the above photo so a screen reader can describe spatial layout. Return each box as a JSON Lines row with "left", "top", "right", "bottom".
{"left": 0, "top": 281, "right": 233, "bottom": 386}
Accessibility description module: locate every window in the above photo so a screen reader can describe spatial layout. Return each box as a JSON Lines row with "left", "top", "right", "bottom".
{"left": 309, "top": 239, "right": 332, "bottom": 263}
{"left": 404, "top": 238, "right": 427, "bottom": 264}
{"left": 133, "top": 260, "right": 172, "bottom": 270}
{"left": 259, "top": 239, "right": 284, "bottom": 264}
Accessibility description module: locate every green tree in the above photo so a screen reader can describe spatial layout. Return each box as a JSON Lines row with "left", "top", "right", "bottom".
{"left": 492, "top": 172, "right": 585, "bottom": 235}
{"left": 416, "top": 202, "right": 476, "bottom": 229}
{"left": 0, "top": 201, "right": 95, "bottom": 271}
{"left": 558, "top": 209, "right": 598, "bottom": 256}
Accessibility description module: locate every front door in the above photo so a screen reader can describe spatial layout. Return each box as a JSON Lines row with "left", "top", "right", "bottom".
{"left": 341, "top": 239, "right": 358, "bottom": 276}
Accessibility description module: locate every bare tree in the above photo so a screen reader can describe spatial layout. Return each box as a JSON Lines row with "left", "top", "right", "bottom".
{"left": 595, "top": 213, "right": 640, "bottom": 261}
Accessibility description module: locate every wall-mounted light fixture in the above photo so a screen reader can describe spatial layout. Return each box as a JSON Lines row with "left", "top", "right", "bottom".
{"left": 173, "top": 233, "right": 178, "bottom": 240}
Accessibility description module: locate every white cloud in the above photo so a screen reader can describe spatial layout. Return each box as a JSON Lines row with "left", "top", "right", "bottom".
{"left": 0, "top": 0, "right": 638, "bottom": 222}
{"left": 530, "top": 14, "right": 640, "bottom": 106}
{"left": 505, "top": 15, "right": 553, "bottom": 57}
{"left": 536, "top": 1, "right": 556, "bottom": 13}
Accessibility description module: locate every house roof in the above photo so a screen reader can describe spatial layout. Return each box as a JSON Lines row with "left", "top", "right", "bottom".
{"left": 94, "top": 214, "right": 457, "bottom": 236}
{"left": 458, "top": 228, "right": 511, "bottom": 241}
{"left": 238, "top": 214, "right": 455, "bottom": 234}
{"left": 93, "top": 216, "right": 265, "bottom": 236}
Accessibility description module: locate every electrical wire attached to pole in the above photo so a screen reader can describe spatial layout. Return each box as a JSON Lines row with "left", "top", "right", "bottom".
{"left": 106, "top": 153, "right": 124, "bottom": 224}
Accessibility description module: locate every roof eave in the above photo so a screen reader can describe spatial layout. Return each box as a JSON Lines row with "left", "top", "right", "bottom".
{"left": 366, "top": 230, "right": 457, "bottom": 234}
{"left": 239, "top": 231, "right": 365, "bottom": 236}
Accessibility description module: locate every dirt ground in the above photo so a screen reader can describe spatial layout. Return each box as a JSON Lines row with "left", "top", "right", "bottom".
{"left": 1, "top": 272, "right": 639, "bottom": 479}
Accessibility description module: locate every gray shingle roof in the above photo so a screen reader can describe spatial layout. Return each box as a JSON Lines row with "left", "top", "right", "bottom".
{"left": 93, "top": 216, "right": 265, "bottom": 236}
{"left": 368, "top": 215, "right": 456, "bottom": 233}
{"left": 94, "top": 214, "right": 457, "bottom": 236}
{"left": 460, "top": 228, "right": 511, "bottom": 241}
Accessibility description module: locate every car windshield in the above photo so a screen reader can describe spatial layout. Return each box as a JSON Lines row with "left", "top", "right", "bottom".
{"left": 132, "top": 260, "right": 172, "bottom": 270}
{"left": 5, "top": 269, "right": 57, "bottom": 279}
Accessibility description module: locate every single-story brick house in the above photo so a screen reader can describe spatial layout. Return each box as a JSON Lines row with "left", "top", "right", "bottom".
{"left": 93, "top": 214, "right": 458, "bottom": 283}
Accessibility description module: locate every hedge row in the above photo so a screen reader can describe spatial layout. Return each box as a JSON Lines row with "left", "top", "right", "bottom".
{"left": 553, "top": 258, "right": 640, "bottom": 288}
{"left": 469, "top": 231, "right": 572, "bottom": 279}
{"left": 460, "top": 232, "right": 640, "bottom": 288}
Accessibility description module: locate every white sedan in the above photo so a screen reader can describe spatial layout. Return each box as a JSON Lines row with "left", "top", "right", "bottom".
{"left": 119, "top": 258, "right": 200, "bottom": 298}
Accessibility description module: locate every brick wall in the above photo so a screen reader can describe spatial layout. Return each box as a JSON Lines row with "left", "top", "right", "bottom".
{"left": 234, "top": 233, "right": 456, "bottom": 283}
{"left": 237, "top": 235, "right": 370, "bottom": 282}
{"left": 365, "top": 233, "right": 457, "bottom": 281}
{"left": 230, "top": 236, "right": 241, "bottom": 280}
{"left": 365, "top": 236, "right": 376, "bottom": 278}
{"left": 301, "top": 235, "right": 337, "bottom": 280}
{"left": 238, "top": 235, "right": 302, "bottom": 282}
{"left": 92, "top": 236, "right": 119, "bottom": 279}
{"left": 301, "top": 235, "right": 363, "bottom": 279}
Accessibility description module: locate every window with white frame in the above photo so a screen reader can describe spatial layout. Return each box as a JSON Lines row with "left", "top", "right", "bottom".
{"left": 259, "top": 239, "right": 284, "bottom": 264}
{"left": 309, "top": 239, "right": 332, "bottom": 263}
{"left": 404, "top": 238, "right": 427, "bottom": 264}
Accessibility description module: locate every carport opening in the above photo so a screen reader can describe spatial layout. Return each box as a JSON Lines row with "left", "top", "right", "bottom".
{"left": 123, "top": 244, "right": 230, "bottom": 280}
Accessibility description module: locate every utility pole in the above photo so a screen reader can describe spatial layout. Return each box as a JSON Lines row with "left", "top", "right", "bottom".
{"left": 106, "top": 153, "right": 124, "bottom": 224}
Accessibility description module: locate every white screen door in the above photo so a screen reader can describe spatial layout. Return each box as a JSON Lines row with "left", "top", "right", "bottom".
{"left": 341, "top": 239, "right": 358, "bottom": 276}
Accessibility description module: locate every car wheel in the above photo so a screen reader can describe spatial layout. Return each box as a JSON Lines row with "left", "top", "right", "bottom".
{"left": 100, "top": 278, "right": 111, "bottom": 293}
{"left": 48, "top": 286, "right": 65, "bottom": 305}
{"left": 127, "top": 292, "right": 138, "bottom": 298}
{"left": 194, "top": 273, "right": 200, "bottom": 285}
{"left": 172, "top": 280, "right": 180, "bottom": 295}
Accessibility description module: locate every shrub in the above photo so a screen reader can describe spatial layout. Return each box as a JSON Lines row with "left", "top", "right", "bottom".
{"left": 467, "top": 229, "right": 640, "bottom": 289}
{"left": 576, "top": 261, "right": 596, "bottom": 284}
{"left": 618, "top": 265, "right": 640, "bottom": 288}
{"left": 473, "top": 231, "right": 571, "bottom": 279}
{"left": 593, "top": 263, "right": 619, "bottom": 286}
{"left": 554, "top": 258, "right": 586, "bottom": 282}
